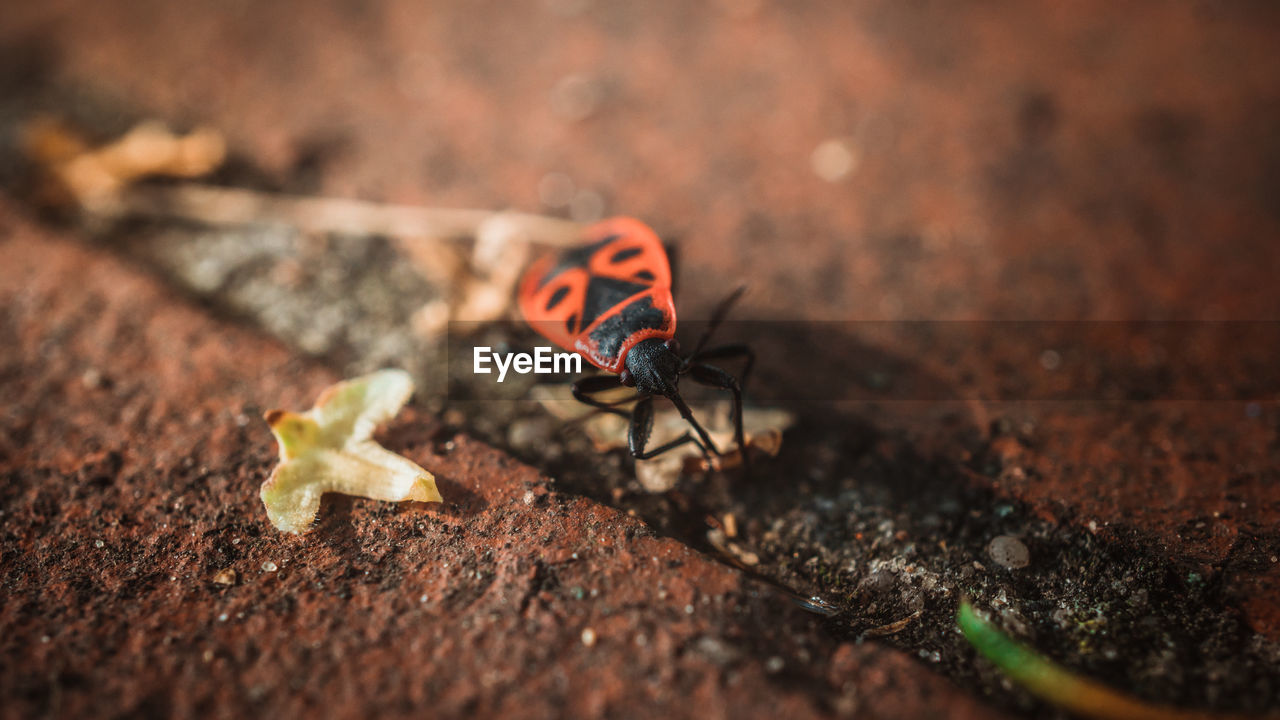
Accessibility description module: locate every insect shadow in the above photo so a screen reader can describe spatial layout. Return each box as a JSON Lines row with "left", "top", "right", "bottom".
{"left": 675, "top": 318, "right": 986, "bottom": 447}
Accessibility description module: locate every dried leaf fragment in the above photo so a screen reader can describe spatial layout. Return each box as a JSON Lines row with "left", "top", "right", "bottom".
{"left": 260, "top": 369, "right": 441, "bottom": 534}
{"left": 21, "top": 116, "right": 225, "bottom": 210}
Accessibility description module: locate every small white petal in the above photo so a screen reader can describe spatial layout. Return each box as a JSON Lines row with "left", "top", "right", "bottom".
{"left": 261, "top": 369, "right": 440, "bottom": 534}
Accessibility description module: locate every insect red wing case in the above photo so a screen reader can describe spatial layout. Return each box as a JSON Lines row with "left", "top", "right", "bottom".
{"left": 518, "top": 217, "right": 677, "bottom": 372}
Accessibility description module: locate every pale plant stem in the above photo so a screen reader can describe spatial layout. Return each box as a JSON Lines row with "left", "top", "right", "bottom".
{"left": 102, "top": 183, "right": 584, "bottom": 245}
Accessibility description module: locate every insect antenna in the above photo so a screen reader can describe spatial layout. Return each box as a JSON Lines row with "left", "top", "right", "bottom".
{"left": 687, "top": 285, "right": 747, "bottom": 359}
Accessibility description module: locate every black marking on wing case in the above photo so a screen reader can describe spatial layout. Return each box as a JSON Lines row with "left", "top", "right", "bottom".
{"left": 610, "top": 247, "right": 643, "bottom": 263}
{"left": 545, "top": 285, "right": 570, "bottom": 311}
{"left": 588, "top": 296, "right": 668, "bottom": 360}
{"left": 581, "top": 277, "right": 649, "bottom": 328}
{"left": 537, "top": 234, "right": 620, "bottom": 289}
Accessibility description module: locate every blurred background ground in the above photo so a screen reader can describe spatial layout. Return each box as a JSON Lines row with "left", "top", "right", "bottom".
{"left": 2, "top": 1, "right": 1279, "bottom": 718}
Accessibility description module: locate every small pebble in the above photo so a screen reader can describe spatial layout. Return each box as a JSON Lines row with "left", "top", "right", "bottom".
{"left": 729, "top": 544, "right": 759, "bottom": 566}
{"left": 765, "top": 656, "right": 785, "bottom": 674}
{"left": 213, "top": 569, "right": 237, "bottom": 586}
{"left": 580, "top": 628, "right": 597, "bottom": 647}
{"left": 694, "top": 636, "right": 741, "bottom": 666}
{"left": 81, "top": 367, "right": 105, "bottom": 389}
{"left": 810, "top": 138, "right": 860, "bottom": 182}
{"left": 261, "top": 561, "right": 278, "bottom": 573}
{"left": 550, "top": 74, "right": 602, "bottom": 121}
{"left": 507, "top": 418, "right": 551, "bottom": 450}
{"left": 988, "top": 535, "right": 1030, "bottom": 569}
{"left": 94, "top": 539, "right": 105, "bottom": 549}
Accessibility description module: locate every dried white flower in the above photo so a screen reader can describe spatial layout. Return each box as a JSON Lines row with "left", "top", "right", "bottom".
{"left": 261, "top": 369, "right": 441, "bottom": 533}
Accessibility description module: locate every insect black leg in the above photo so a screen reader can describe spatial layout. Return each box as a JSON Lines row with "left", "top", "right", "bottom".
{"left": 687, "top": 343, "right": 754, "bottom": 393}
{"left": 628, "top": 395, "right": 708, "bottom": 460}
{"left": 689, "top": 285, "right": 747, "bottom": 358}
{"left": 574, "top": 376, "right": 711, "bottom": 462}
{"left": 668, "top": 392, "right": 721, "bottom": 457}
{"left": 633, "top": 432, "right": 706, "bottom": 460}
{"left": 571, "top": 374, "right": 633, "bottom": 419}
{"left": 687, "top": 363, "right": 746, "bottom": 462}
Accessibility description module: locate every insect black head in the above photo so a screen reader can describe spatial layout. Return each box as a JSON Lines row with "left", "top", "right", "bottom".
{"left": 623, "top": 338, "right": 682, "bottom": 398}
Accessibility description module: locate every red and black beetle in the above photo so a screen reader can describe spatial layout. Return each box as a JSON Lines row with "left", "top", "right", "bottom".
{"left": 518, "top": 217, "right": 751, "bottom": 461}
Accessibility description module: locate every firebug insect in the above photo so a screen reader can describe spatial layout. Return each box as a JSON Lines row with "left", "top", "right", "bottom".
{"left": 518, "top": 217, "right": 752, "bottom": 462}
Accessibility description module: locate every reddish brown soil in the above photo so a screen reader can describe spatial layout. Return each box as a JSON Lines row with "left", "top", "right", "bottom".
{"left": 0, "top": 210, "right": 999, "bottom": 718}
{"left": 2, "top": 1, "right": 1279, "bottom": 717}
